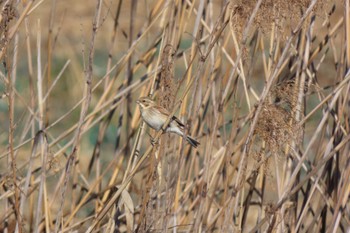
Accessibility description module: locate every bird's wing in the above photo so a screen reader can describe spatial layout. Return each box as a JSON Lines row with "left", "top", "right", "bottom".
{"left": 156, "top": 105, "right": 185, "bottom": 128}
{"left": 172, "top": 116, "right": 185, "bottom": 128}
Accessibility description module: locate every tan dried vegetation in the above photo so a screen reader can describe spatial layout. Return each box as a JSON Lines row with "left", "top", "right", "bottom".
{"left": 0, "top": 0, "right": 349, "bottom": 232}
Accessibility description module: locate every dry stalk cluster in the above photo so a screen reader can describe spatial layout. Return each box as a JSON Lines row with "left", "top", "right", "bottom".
{"left": 159, "top": 44, "right": 177, "bottom": 109}
{"left": 0, "top": 1, "right": 17, "bottom": 51}
{"left": 255, "top": 80, "right": 302, "bottom": 155}
{"left": 230, "top": 0, "right": 332, "bottom": 39}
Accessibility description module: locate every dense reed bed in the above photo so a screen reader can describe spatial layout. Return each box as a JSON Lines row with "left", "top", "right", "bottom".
{"left": 0, "top": 0, "right": 349, "bottom": 232}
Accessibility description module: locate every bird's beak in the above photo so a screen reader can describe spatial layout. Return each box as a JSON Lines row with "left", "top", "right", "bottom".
{"left": 136, "top": 100, "right": 140, "bottom": 104}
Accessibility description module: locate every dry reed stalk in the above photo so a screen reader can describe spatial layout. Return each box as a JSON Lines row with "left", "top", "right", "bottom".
{"left": 95, "top": 3, "right": 125, "bottom": 223}
{"left": 54, "top": 0, "right": 102, "bottom": 231}
{"left": 2, "top": 0, "right": 350, "bottom": 232}
{"left": 7, "top": 7, "right": 21, "bottom": 233}
{"left": 45, "top": 0, "right": 57, "bottom": 128}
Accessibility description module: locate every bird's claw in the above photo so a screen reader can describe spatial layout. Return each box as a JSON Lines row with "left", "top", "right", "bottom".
{"left": 150, "top": 138, "right": 158, "bottom": 146}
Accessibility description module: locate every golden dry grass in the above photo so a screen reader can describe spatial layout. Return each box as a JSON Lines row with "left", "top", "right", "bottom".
{"left": 0, "top": 0, "right": 349, "bottom": 232}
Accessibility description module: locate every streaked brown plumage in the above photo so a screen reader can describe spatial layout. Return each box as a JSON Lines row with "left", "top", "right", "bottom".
{"left": 136, "top": 97, "right": 200, "bottom": 148}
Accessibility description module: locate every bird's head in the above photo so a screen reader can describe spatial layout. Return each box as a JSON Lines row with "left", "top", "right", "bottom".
{"left": 136, "top": 97, "right": 155, "bottom": 110}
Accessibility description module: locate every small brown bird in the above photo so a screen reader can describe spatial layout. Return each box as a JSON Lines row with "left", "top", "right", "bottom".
{"left": 136, "top": 96, "right": 200, "bottom": 148}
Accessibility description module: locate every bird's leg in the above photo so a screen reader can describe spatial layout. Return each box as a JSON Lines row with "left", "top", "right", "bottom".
{"left": 146, "top": 131, "right": 159, "bottom": 146}
{"left": 150, "top": 137, "right": 159, "bottom": 146}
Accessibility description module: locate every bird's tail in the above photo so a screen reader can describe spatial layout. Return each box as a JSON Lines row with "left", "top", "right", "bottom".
{"left": 186, "top": 135, "right": 200, "bottom": 148}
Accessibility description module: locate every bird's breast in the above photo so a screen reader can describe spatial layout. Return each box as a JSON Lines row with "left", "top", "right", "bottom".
{"left": 142, "top": 109, "right": 164, "bottom": 131}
